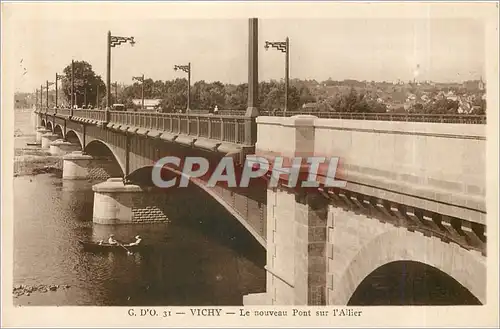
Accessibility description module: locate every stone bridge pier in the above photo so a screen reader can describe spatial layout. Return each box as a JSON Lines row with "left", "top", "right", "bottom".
{"left": 92, "top": 178, "right": 169, "bottom": 225}
{"left": 62, "top": 151, "right": 122, "bottom": 180}
{"left": 35, "top": 127, "right": 51, "bottom": 144}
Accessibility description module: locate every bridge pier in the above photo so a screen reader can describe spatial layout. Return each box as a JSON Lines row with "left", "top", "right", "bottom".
{"left": 92, "top": 178, "right": 169, "bottom": 224}
{"left": 62, "top": 151, "right": 122, "bottom": 180}
{"left": 41, "top": 133, "right": 60, "bottom": 149}
{"left": 245, "top": 187, "right": 329, "bottom": 305}
{"left": 35, "top": 127, "right": 50, "bottom": 143}
{"left": 49, "top": 139, "right": 81, "bottom": 156}
{"left": 32, "top": 110, "right": 39, "bottom": 131}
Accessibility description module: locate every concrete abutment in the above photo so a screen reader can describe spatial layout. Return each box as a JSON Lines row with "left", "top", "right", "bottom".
{"left": 92, "top": 178, "right": 169, "bottom": 225}
{"left": 62, "top": 151, "right": 122, "bottom": 180}
{"left": 49, "top": 140, "right": 81, "bottom": 156}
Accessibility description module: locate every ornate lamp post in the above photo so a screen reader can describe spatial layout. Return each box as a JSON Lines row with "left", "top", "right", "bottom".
{"left": 96, "top": 83, "right": 100, "bottom": 109}
{"left": 35, "top": 88, "right": 39, "bottom": 111}
{"left": 46, "top": 80, "right": 55, "bottom": 110}
{"left": 114, "top": 82, "right": 118, "bottom": 103}
{"left": 174, "top": 63, "right": 191, "bottom": 112}
{"left": 264, "top": 37, "right": 290, "bottom": 113}
{"left": 70, "top": 60, "right": 75, "bottom": 115}
{"left": 107, "top": 31, "right": 135, "bottom": 116}
{"left": 55, "top": 73, "right": 65, "bottom": 112}
{"left": 132, "top": 74, "right": 145, "bottom": 110}
{"left": 40, "top": 84, "right": 43, "bottom": 111}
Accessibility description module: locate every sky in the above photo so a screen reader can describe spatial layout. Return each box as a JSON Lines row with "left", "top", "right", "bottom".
{"left": 7, "top": 3, "right": 487, "bottom": 93}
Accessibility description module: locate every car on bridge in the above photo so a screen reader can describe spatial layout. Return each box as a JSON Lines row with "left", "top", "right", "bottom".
{"left": 112, "top": 104, "right": 126, "bottom": 111}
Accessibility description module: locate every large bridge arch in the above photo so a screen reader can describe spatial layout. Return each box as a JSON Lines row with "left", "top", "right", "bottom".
{"left": 65, "top": 130, "right": 84, "bottom": 149}
{"left": 84, "top": 140, "right": 126, "bottom": 176}
{"left": 126, "top": 165, "right": 266, "bottom": 248}
{"left": 332, "top": 225, "right": 486, "bottom": 305}
{"left": 54, "top": 124, "right": 64, "bottom": 138}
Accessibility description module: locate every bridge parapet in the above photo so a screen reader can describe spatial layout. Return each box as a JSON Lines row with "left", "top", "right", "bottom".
{"left": 108, "top": 111, "right": 253, "bottom": 145}
{"left": 256, "top": 115, "right": 486, "bottom": 226}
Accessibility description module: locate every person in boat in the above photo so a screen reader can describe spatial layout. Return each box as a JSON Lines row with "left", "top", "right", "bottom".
{"left": 108, "top": 234, "right": 118, "bottom": 245}
{"left": 127, "top": 235, "right": 142, "bottom": 246}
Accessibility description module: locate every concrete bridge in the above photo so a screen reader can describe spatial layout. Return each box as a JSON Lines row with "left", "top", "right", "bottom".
{"left": 33, "top": 105, "right": 486, "bottom": 306}
{"left": 31, "top": 18, "right": 486, "bottom": 306}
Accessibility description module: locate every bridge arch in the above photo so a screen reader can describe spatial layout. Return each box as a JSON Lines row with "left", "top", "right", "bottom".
{"left": 46, "top": 121, "right": 53, "bottom": 132}
{"left": 40, "top": 119, "right": 46, "bottom": 127}
{"left": 126, "top": 165, "right": 266, "bottom": 248}
{"left": 65, "top": 130, "right": 83, "bottom": 149}
{"left": 54, "top": 124, "right": 64, "bottom": 138}
{"left": 334, "top": 226, "right": 486, "bottom": 305}
{"left": 84, "top": 140, "right": 126, "bottom": 176}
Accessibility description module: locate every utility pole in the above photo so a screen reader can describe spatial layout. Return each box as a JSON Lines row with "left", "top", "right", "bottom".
{"left": 71, "top": 60, "right": 75, "bottom": 116}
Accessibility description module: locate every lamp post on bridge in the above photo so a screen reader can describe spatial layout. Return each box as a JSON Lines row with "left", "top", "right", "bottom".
{"left": 40, "top": 84, "right": 43, "bottom": 112}
{"left": 46, "top": 80, "right": 55, "bottom": 111}
{"left": 114, "top": 82, "right": 118, "bottom": 103}
{"left": 132, "top": 74, "right": 145, "bottom": 110}
{"left": 55, "top": 73, "right": 65, "bottom": 112}
{"left": 264, "top": 37, "right": 290, "bottom": 113}
{"left": 71, "top": 60, "right": 75, "bottom": 116}
{"left": 174, "top": 63, "right": 191, "bottom": 112}
{"left": 96, "top": 83, "right": 100, "bottom": 109}
{"left": 107, "top": 31, "right": 135, "bottom": 118}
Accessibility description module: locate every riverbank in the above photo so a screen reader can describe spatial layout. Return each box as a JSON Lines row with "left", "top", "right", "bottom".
{"left": 14, "top": 145, "right": 63, "bottom": 177}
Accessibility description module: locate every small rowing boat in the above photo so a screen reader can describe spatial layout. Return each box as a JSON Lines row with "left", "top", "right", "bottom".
{"left": 78, "top": 240, "right": 145, "bottom": 253}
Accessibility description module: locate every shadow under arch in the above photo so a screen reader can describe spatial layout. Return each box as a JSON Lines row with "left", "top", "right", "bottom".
{"left": 65, "top": 130, "right": 83, "bottom": 148}
{"left": 46, "top": 121, "right": 53, "bottom": 132}
{"left": 334, "top": 227, "right": 486, "bottom": 305}
{"left": 348, "top": 260, "right": 482, "bottom": 305}
{"left": 126, "top": 165, "right": 266, "bottom": 249}
{"left": 84, "top": 140, "right": 126, "bottom": 177}
{"left": 53, "top": 124, "right": 64, "bottom": 138}
{"left": 40, "top": 119, "right": 46, "bottom": 127}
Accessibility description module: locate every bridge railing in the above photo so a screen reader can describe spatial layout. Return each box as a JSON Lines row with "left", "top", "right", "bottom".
{"left": 74, "top": 109, "right": 107, "bottom": 122}
{"left": 259, "top": 110, "right": 486, "bottom": 124}
{"left": 57, "top": 109, "right": 71, "bottom": 117}
{"left": 109, "top": 111, "right": 250, "bottom": 144}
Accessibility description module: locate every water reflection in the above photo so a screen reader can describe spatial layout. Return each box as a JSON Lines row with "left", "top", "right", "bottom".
{"left": 14, "top": 110, "right": 265, "bottom": 306}
{"left": 14, "top": 173, "right": 266, "bottom": 306}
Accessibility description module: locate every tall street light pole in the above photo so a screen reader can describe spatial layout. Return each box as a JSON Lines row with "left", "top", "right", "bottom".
{"left": 96, "top": 84, "right": 100, "bottom": 109}
{"left": 40, "top": 85, "right": 43, "bottom": 111}
{"left": 245, "top": 18, "right": 259, "bottom": 146}
{"left": 132, "top": 74, "right": 145, "bottom": 110}
{"left": 114, "top": 82, "right": 118, "bottom": 102}
{"left": 265, "top": 37, "right": 290, "bottom": 113}
{"left": 46, "top": 81, "right": 55, "bottom": 110}
{"left": 107, "top": 31, "right": 135, "bottom": 119}
{"left": 71, "top": 60, "right": 75, "bottom": 116}
{"left": 174, "top": 63, "right": 191, "bottom": 112}
{"left": 55, "top": 73, "right": 65, "bottom": 112}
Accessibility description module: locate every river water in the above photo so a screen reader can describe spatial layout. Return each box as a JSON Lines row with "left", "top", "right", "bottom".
{"left": 13, "top": 110, "right": 266, "bottom": 306}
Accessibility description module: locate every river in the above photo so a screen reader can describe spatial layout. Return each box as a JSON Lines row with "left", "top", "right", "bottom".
{"left": 13, "top": 109, "right": 266, "bottom": 306}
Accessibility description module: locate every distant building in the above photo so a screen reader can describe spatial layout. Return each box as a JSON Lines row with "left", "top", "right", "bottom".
{"left": 462, "top": 79, "right": 486, "bottom": 92}
{"left": 132, "top": 99, "right": 162, "bottom": 111}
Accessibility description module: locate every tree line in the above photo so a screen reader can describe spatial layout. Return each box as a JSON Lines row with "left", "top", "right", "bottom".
{"left": 53, "top": 60, "right": 484, "bottom": 115}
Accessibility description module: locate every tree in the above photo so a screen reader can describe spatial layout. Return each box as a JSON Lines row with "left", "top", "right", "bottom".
{"left": 61, "top": 61, "right": 105, "bottom": 107}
